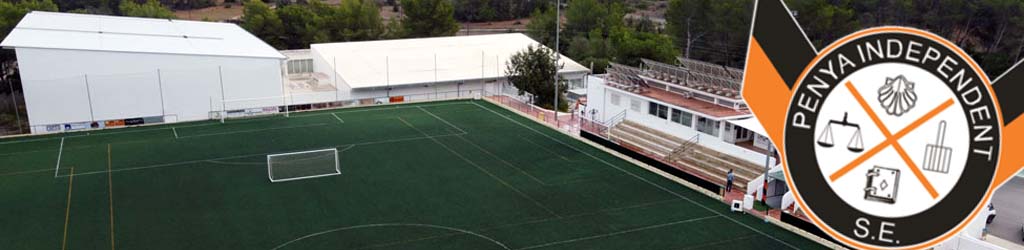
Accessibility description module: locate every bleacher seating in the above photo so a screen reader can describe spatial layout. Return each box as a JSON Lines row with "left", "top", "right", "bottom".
{"left": 640, "top": 58, "right": 742, "bottom": 99}
{"left": 608, "top": 120, "right": 764, "bottom": 191}
{"left": 606, "top": 63, "right": 649, "bottom": 93}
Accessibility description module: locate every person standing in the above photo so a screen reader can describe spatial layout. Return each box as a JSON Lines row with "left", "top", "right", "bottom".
{"left": 726, "top": 169, "right": 735, "bottom": 193}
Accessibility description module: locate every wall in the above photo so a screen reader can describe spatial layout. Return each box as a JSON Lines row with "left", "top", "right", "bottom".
{"left": 585, "top": 75, "right": 771, "bottom": 165}
{"left": 16, "top": 48, "right": 283, "bottom": 133}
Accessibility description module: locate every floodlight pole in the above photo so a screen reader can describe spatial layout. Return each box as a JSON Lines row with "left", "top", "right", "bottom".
{"left": 386, "top": 56, "right": 390, "bottom": 98}
{"left": 334, "top": 56, "right": 339, "bottom": 101}
{"left": 6, "top": 78, "right": 22, "bottom": 133}
{"left": 84, "top": 74, "right": 95, "bottom": 122}
{"left": 554, "top": 0, "right": 560, "bottom": 127}
{"left": 157, "top": 69, "right": 166, "bottom": 117}
{"left": 763, "top": 145, "right": 774, "bottom": 218}
{"left": 218, "top": 66, "right": 226, "bottom": 123}
{"left": 434, "top": 54, "right": 439, "bottom": 99}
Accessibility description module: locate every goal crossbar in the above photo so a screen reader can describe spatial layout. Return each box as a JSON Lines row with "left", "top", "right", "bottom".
{"left": 267, "top": 148, "right": 340, "bottom": 182}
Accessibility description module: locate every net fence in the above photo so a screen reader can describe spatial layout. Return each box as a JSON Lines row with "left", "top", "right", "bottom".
{"left": 267, "top": 148, "right": 340, "bottom": 182}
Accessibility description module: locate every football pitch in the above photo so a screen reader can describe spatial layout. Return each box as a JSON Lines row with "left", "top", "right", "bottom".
{"left": 0, "top": 100, "right": 827, "bottom": 249}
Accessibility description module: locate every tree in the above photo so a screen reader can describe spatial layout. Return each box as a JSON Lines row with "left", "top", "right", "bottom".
{"left": 609, "top": 27, "right": 677, "bottom": 67}
{"left": 0, "top": 0, "right": 57, "bottom": 132}
{"left": 0, "top": 0, "right": 59, "bottom": 62}
{"left": 565, "top": 0, "right": 625, "bottom": 37}
{"left": 785, "top": 0, "right": 859, "bottom": 48}
{"left": 526, "top": 4, "right": 559, "bottom": 49}
{"left": 241, "top": 0, "right": 285, "bottom": 49}
{"left": 454, "top": 0, "right": 531, "bottom": 22}
{"left": 333, "top": 0, "right": 384, "bottom": 41}
{"left": 119, "top": 0, "right": 177, "bottom": 19}
{"left": 568, "top": 29, "right": 612, "bottom": 73}
{"left": 277, "top": 4, "right": 327, "bottom": 49}
{"left": 399, "top": 0, "right": 459, "bottom": 38}
{"left": 665, "top": 0, "right": 751, "bottom": 67}
{"left": 505, "top": 45, "right": 568, "bottom": 111}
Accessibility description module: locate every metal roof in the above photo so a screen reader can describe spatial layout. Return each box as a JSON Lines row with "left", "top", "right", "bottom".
{"left": 0, "top": 11, "right": 285, "bottom": 59}
{"left": 310, "top": 33, "right": 590, "bottom": 89}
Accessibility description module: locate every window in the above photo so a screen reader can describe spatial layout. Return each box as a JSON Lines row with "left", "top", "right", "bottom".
{"left": 696, "top": 116, "right": 721, "bottom": 137}
{"left": 569, "top": 78, "right": 585, "bottom": 89}
{"left": 648, "top": 102, "right": 668, "bottom": 119}
{"left": 629, "top": 99, "right": 641, "bottom": 112}
{"left": 610, "top": 93, "right": 621, "bottom": 106}
{"left": 287, "top": 59, "right": 313, "bottom": 74}
{"left": 734, "top": 126, "right": 750, "bottom": 140}
{"left": 671, "top": 109, "right": 693, "bottom": 127}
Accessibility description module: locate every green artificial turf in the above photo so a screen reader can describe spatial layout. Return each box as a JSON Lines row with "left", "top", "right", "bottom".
{"left": 0, "top": 100, "right": 827, "bottom": 250}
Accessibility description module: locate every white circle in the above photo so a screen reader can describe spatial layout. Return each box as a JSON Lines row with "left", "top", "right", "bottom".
{"left": 813, "top": 63, "right": 970, "bottom": 218}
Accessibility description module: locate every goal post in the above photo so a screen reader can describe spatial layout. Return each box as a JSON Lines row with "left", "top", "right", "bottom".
{"left": 267, "top": 148, "right": 340, "bottom": 182}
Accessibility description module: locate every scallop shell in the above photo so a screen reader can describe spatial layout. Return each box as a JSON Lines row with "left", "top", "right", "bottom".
{"left": 877, "top": 75, "right": 917, "bottom": 117}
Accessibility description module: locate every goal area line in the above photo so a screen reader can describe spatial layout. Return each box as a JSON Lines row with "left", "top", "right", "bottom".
{"left": 268, "top": 172, "right": 341, "bottom": 183}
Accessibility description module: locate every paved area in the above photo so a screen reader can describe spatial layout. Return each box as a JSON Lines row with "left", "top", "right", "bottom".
{"left": 991, "top": 176, "right": 1024, "bottom": 244}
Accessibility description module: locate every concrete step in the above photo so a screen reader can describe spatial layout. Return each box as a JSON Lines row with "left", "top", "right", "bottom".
{"left": 616, "top": 123, "right": 682, "bottom": 149}
{"left": 621, "top": 121, "right": 687, "bottom": 145}
{"left": 680, "top": 155, "right": 755, "bottom": 183}
{"left": 609, "top": 129, "right": 670, "bottom": 157}
{"left": 687, "top": 149, "right": 761, "bottom": 177}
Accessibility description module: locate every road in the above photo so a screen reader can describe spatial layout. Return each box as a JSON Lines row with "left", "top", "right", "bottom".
{"left": 991, "top": 176, "right": 1024, "bottom": 243}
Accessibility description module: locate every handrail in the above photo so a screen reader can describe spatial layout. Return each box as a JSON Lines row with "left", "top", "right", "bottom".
{"left": 667, "top": 134, "right": 700, "bottom": 161}
{"left": 603, "top": 110, "right": 628, "bottom": 128}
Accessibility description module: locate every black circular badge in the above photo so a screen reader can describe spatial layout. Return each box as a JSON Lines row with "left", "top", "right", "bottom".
{"left": 783, "top": 27, "right": 1001, "bottom": 249}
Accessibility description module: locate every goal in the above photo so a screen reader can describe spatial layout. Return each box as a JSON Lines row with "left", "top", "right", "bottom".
{"left": 267, "top": 148, "right": 340, "bottom": 182}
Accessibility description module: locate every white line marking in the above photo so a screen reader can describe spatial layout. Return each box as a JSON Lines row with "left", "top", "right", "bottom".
{"left": 271, "top": 223, "right": 510, "bottom": 250}
{"left": 175, "top": 123, "right": 331, "bottom": 139}
{"left": 453, "top": 135, "right": 549, "bottom": 186}
{"left": 516, "top": 215, "right": 721, "bottom": 250}
{"left": 470, "top": 102, "right": 800, "bottom": 249}
{"left": 417, "top": 106, "right": 467, "bottom": 134}
{"left": 680, "top": 234, "right": 759, "bottom": 250}
{"left": 352, "top": 199, "right": 683, "bottom": 250}
{"left": 331, "top": 113, "right": 345, "bottom": 124}
{"left": 0, "top": 168, "right": 52, "bottom": 177}
{"left": 55, "top": 132, "right": 466, "bottom": 178}
{"left": 270, "top": 172, "right": 341, "bottom": 183}
{"left": 0, "top": 136, "right": 61, "bottom": 145}
{"left": 172, "top": 127, "right": 178, "bottom": 139}
{"left": 396, "top": 116, "right": 559, "bottom": 218}
{"left": 54, "top": 137, "right": 65, "bottom": 177}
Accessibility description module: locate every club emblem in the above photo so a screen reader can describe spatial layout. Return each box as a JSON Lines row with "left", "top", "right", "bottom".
{"left": 877, "top": 75, "right": 917, "bottom": 117}
{"left": 740, "top": 1, "right": 1023, "bottom": 249}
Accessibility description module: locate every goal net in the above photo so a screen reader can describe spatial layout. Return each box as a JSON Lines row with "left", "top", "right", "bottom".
{"left": 267, "top": 148, "right": 340, "bottom": 182}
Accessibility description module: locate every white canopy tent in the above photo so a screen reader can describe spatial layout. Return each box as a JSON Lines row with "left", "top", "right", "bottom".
{"left": 1, "top": 12, "right": 286, "bottom": 133}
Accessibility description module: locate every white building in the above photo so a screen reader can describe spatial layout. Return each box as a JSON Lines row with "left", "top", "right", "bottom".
{"left": 0, "top": 12, "right": 285, "bottom": 133}
{"left": 280, "top": 33, "right": 589, "bottom": 106}
{"left": 584, "top": 58, "right": 785, "bottom": 206}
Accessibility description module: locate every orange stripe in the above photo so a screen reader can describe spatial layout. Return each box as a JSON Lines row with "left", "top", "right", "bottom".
{"left": 893, "top": 100, "right": 954, "bottom": 139}
{"left": 829, "top": 140, "right": 891, "bottom": 181}
{"left": 829, "top": 82, "right": 953, "bottom": 192}
{"left": 108, "top": 144, "right": 115, "bottom": 250}
{"left": 61, "top": 167, "right": 75, "bottom": 250}
{"left": 892, "top": 142, "right": 939, "bottom": 198}
{"left": 847, "top": 82, "right": 892, "bottom": 137}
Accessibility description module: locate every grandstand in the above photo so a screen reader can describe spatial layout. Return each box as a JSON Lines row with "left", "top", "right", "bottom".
{"left": 582, "top": 57, "right": 788, "bottom": 213}
{"left": 0, "top": 99, "right": 826, "bottom": 249}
